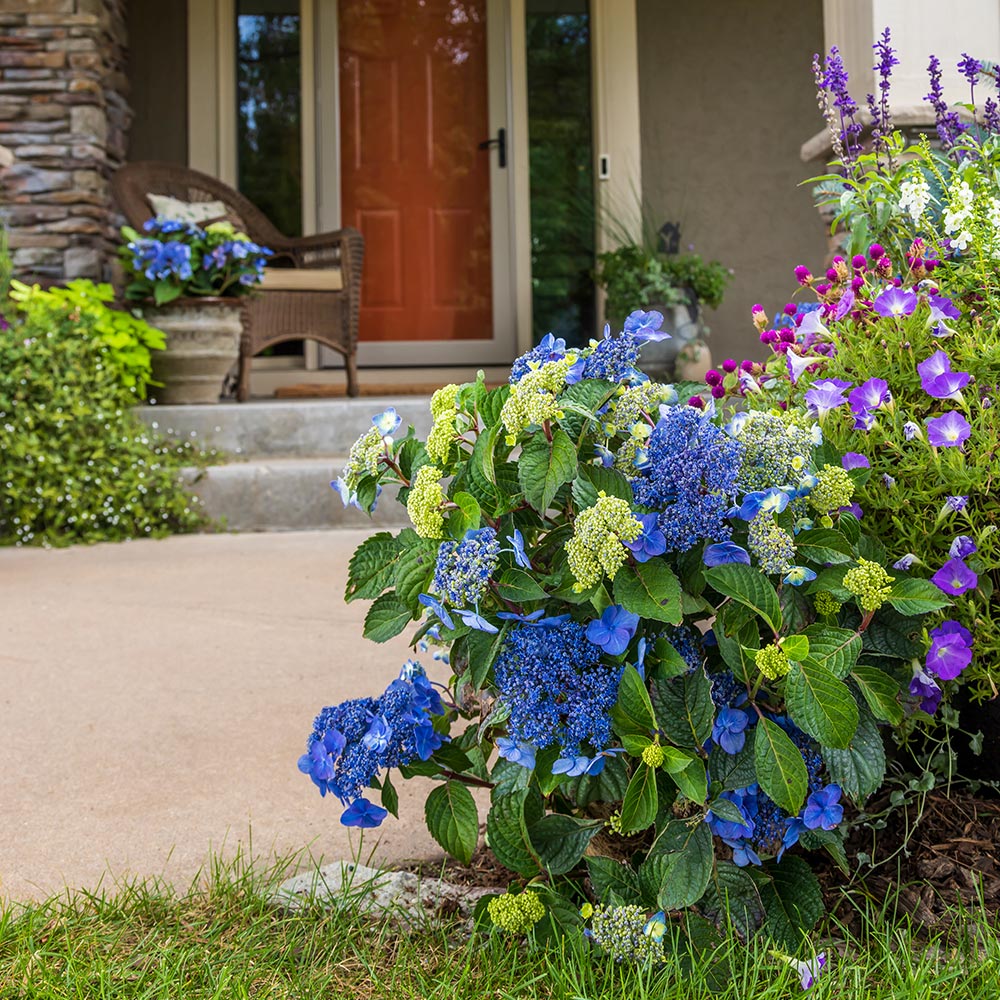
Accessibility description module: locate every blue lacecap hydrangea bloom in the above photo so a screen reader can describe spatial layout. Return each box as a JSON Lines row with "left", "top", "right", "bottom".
{"left": 298, "top": 661, "right": 445, "bottom": 827}
{"left": 432, "top": 527, "right": 500, "bottom": 607}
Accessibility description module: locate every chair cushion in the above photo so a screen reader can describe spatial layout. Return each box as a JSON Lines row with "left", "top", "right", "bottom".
{"left": 147, "top": 193, "right": 228, "bottom": 224}
{"left": 259, "top": 267, "right": 343, "bottom": 292}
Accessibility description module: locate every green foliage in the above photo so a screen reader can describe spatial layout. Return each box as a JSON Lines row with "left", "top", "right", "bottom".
{"left": 0, "top": 282, "right": 205, "bottom": 546}
{"left": 594, "top": 243, "right": 732, "bottom": 327}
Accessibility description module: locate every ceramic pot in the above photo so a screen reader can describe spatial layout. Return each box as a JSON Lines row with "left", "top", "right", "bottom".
{"left": 148, "top": 299, "right": 243, "bottom": 405}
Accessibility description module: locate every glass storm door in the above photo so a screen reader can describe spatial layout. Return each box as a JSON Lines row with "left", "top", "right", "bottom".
{"left": 337, "top": 0, "right": 516, "bottom": 363}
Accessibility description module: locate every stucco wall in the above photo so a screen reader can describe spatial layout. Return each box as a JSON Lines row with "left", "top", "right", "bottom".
{"left": 126, "top": 0, "right": 186, "bottom": 164}
{"left": 636, "top": 0, "right": 829, "bottom": 365}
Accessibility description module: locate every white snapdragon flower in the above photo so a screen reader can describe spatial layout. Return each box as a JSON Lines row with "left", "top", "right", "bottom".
{"left": 943, "top": 178, "right": 975, "bottom": 251}
{"left": 897, "top": 174, "right": 931, "bottom": 223}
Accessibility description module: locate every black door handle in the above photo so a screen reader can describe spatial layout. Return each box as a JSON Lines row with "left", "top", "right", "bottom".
{"left": 478, "top": 127, "right": 507, "bottom": 168}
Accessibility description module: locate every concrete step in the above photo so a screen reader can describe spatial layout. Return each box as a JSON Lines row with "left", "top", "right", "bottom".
{"left": 185, "top": 457, "right": 410, "bottom": 532}
{"left": 138, "top": 397, "right": 433, "bottom": 458}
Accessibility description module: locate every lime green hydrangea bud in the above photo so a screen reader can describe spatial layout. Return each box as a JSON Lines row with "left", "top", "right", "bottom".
{"left": 500, "top": 357, "right": 574, "bottom": 438}
{"left": 747, "top": 513, "right": 796, "bottom": 575}
{"left": 609, "top": 381, "right": 677, "bottom": 430}
{"left": 340, "top": 427, "right": 385, "bottom": 490}
{"left": 426, "top": 383, "right": 461, "bottom": 463}
{"left": 808, "top": 463, "right": 855, "bottom": 514}
{"left": 588, "top": 905, "right": 667, "bottom": 965}
{"left": 756, "top": 643, "right": 790, "bottom": 680}
{"left": 813, "top": 590, "right": 843, "bottom": 616}
{"left": 487, "top": 891, "right": 546, "bottom": 935}
{"left": 607, "top": 810, "right": 624, "bottom": 834}
{"left": 406, "top": 465, "right": 445, "bottom": 538}
{"left": 843, "top": 558, "right": 894, "bottom": 612}
{"left": 641, "top": 743, "right": 665, "bottom": 768}
{"left": 565, "top": 492, "right": 642, "bottom": 591}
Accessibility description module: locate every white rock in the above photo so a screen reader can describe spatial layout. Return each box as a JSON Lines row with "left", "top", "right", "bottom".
{"left": 272, "top": 861, "right": 494, "bottom": 929}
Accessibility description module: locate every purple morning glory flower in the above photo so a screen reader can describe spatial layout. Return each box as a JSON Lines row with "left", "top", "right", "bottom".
{"left": 496, "top": 737, "right": 536, "bottom": 769}
{"left": 918, "top": 350, "right": 970, "bottom": 400}
{"left": 704, "top": 541, "right": 751, "bottom": 567}
{"left": 910, "top": 666, "right": 942, "bottom": 715}
{"left": 893, "top": 553, "right": 917, "bottom": 570}
{"left": 624, "top": 512, "right": 667, "bottom": 562}
{"left": 585, "top": 604, "right": 640, "bottom": 656}
{"left": 341, "top": 797, "right": 388, "bottom": 828}
{"left": 949, "top": 535, "right": 977, "bottom": 559}
{"left": 786, "top": 350, "right": 816, "bottom": 385}
{"left": 802, "top": 784, "right": 843, "bottom": 830}
{"left": 833, "top": 287, "right": 855, "bottom": 320}
{"left": 624, "top": 309, "right": 671, "bottom": 342}
{"left": 926, "top": 411, "right": 971, "bottom": 447}
{"left": 903, "top": 420, "right": 921, "bottom": 440}
{"left": 841, "top": 452, "right": 870, "bottom": 470}
{"left": 712, "top": 707, "right": 749, "bottom": 755}
{"left": 931, "top": 557, "right": 978, "bottom": 596}
{"left": 505, "top": 529, "right": 532, "bottom": 569}
{"left": 455, "top": 608, "right": 499, "bottom": 633}
{"left": 848, "top": 377, "right": 891, "bottom": 415}
{"left": 872, "top": 286, "right": 917, "bottom": 317}
{"left": 926, "top": 620, "right": 973, "bottom": 680}
{"left": 945, "top": 495, "right": 968, "bottom": 512}
{"left": 805, "top": 378, "right": 851, "bottom": 418}
{"left": 418, "top": 593, "right": 455, "bottom": 630}
{"left": 927, "top": 294, "right": 960, "bottom": 322}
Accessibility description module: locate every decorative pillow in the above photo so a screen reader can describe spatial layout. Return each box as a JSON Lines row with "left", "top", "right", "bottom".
{"left": 147, "top": 193, "right": 228, "bottom": 224}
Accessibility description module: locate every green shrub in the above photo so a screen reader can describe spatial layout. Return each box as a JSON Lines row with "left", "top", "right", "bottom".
{"left": 0, "top": 281, "right": 205, "bottom": 546}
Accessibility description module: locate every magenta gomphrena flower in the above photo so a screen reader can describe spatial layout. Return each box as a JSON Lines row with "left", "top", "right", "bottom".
{"left": 872, "top": 286, "right": 917, "bottom": 317}
{"left": 926, "top": 411, "right": 971, "bottom": 447}
{"left": 931, "top": 557, "right": 978, "bottom": 596}
{"left": 876, "top": 256, "right": 893, "bottom": 278}
{"left": 752, "top": 304, "right": 768, "bottom": 330}
{"left": 722, "top": 358, "right": 737, "bottom": 373}
{"left": 851, "top": 254, "right": 867, "bottom": 269}
{"left": 794, "top": 265, "right": 812, "bottom": 285}
{"left": 869, "top": 243, "right": 885, "bottom": 259}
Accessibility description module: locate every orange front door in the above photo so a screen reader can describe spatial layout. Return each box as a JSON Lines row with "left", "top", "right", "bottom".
{"left": 339, "top": 0, "right": 494, "bottom": 343}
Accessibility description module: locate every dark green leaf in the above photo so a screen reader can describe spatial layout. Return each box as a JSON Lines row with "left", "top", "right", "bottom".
{"left": 345, "top": 531, "right": 402, "bottom": 602}
{"left": 613, "top": 560, "right": 683, "bottom": 624}
{"left": 704, "top": 563, "right": 782, "bottom": 632}
{"left": 620, "top": 763, "right": 659, "bottom": 833}
{"left": 801, "top": 625, "right": 862, "bottom": 679}
{"left": 528, "top": 814, "right": 603, "bottom": 875}
{"left": 392, "top": 530, "right": 440, "bottom": 607}
{"left": 447, "top": 491, "right": 482, "bottom": 539}
{"left": 754, "top": 718, "right": 809, "bottom": 815}
{"left": 862, "top": 607, "right": 924, "bottom": 660}
{"left": 496, "top": 568, "right": 547, "bottom": 603}
{"left": 380, "top": 771, "right": 399, "bottom": 818}
{"left": 794, "top": 528, "right": 854, "bottom": 565}
{"left": 851, "top": 665, "right": 904, "bottom": 724}
{"left": 822, "top": 700, "right": 885, "bottom": 801}
{"left": 571, "top": 463, "right": 633, "bottom": 508}
{"left": 517, "top": 428, "right": 577, "bottom": 514}
{"left": 425, "top": 782, "right": 479, "bottom": 865}
{"left": 486, "top": 789, "right": 541, "bottom": 876}
{"left": 785, "top": 658, "right": 860, "bottom": 749}
{"left": 709, "top": 732, "right": 757, "bottom": 792}
{"left": 641, "top": 821, "right": 713, "bottom": 910}
{"left": 586, "top": 857, "right": 642, "bottom": 905}
{"left": 362, "top": 593, "right": 411, "bottom": 642}
{"left": 888, "top": 577, "right": 952, "bottom": 616}
{"left": 650, "top": 667, "right": 715, "bottom": 748}
{"left": 478, "top": 385, "right": 509, "bottom": 428}
{"left": 700, "top": 862, "right": 764, "bottom": 941}
{"left": 613, "top": 665, "right": 658, "bottom": 736}
{"left": 672, "top": 757, "right": 708, "bottom": 805}
{"left": 465, "top": 624, "right": 509, "bottom": 689}
{"left": 759, "top": 856, "right": 824, "bottom": 951}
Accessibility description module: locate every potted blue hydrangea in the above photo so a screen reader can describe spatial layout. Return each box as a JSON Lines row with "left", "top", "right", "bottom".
{"left": 119, "top": 219, "right": 271, "bottom": 404}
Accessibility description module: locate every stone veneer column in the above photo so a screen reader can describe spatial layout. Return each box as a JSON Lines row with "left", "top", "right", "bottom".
{"left": 0, "top": 0, "right": 130, "bottom": 282}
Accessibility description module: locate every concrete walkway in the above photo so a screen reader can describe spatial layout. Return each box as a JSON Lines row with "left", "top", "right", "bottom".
{"left": 0, "top": 531, "right": 456, "bottom": 903}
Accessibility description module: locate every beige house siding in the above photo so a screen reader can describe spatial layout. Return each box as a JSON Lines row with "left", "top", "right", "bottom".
{"left": 636, "top": 0, "right": 829, "bottom": 365}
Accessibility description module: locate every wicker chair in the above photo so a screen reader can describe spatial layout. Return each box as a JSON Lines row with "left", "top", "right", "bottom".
{"left": 111, "top": 161, "right": 364, "bottom": 399}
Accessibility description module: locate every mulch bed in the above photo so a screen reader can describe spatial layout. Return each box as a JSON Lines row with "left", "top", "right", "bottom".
{"left": 816, "top": 790, "right": 1000, "bottom": 935}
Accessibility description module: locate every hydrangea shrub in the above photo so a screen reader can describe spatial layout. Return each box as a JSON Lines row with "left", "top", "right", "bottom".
{"left": 300, "top": 317, "right": 945, "bottom": 954}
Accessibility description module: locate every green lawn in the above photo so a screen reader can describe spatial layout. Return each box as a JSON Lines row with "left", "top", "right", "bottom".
{"left": 1, "top": 853, "right": 998, "bottom": 999}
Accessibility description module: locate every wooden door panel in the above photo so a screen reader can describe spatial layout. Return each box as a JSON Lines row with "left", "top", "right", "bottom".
{"left": 339, "top": 0, "right": 493, "bottom": 343}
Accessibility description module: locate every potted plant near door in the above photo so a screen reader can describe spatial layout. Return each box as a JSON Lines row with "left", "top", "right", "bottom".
{"left": 119, "top": 219, "right": 272, "bottom": 404}
{"left": 594, "top": 240, "right": 731, "bottom": 380}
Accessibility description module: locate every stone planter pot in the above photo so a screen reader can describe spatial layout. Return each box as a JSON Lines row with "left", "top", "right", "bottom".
{"left": 147, "top": 299, "right": 243, "bottom": 405}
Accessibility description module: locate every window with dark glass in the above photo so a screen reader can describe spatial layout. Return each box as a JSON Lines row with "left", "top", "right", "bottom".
{"left": 525, "top": 0, "right": 595, "bottom": 348}
{"left": 236, "top": 0, "right": 302, "bottom": 238}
